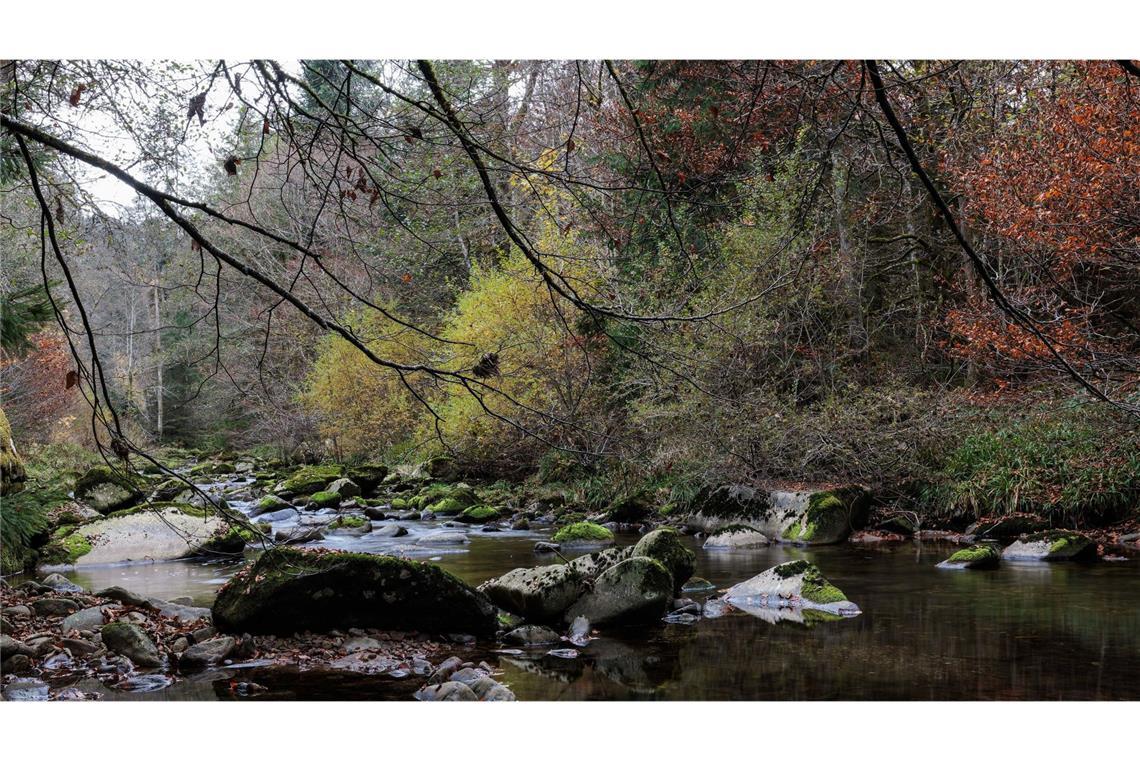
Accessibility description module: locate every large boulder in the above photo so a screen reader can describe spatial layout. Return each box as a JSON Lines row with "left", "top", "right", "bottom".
{"left": 479, "top": 564, "right": 588, "bottom": 623}
{"left": 1003, "top": 531, "right": 1097, "bottom": 562}
{"left": 630, "top": 528, "right": 695, "bottom": 594}
{"left": 938, "top": 543, "right": 1001, "bottom": 570}
{"left": 724, "top": 560, "right": 860, "bottom": 618}
{"left": 563, "top": 557, "right": 673, "bottom": 626}
{"left": 780, "top": 490, "right": 868, "bottom": 545}
{"left": 41, "top": 503, "right": 226, "bottom": 567}
{"left": 73, "top": 465, "right": 142, "bottom": 514}
{"left": 688, "top": 484, "right": 869, "bottom": 545}
{"left": 213, "top": 548, "right": 498, "bottom": 636}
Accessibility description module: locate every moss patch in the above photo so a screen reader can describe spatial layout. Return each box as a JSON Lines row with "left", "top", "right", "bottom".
{"left": 459, "top": 505, "right": 500, "bottom": 523}
{"left": 274, "top": 465, "right": 344, "bottom": 496}
{"left": 553, "top": 521, "right": 614, "bottom": 544}
{"left": 309, "top": 490, "right": 342, "bottom": 508}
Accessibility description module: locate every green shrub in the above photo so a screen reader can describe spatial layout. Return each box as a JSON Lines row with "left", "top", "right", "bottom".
{"left": 926, "top": 401, "right": 1139, "bottom": 524}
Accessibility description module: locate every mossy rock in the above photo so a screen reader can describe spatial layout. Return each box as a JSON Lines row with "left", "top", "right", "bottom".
{"left": 308, "top": 490, "right": 343, "bottom": 509}
{"left": 40, "top": 526, "right": 93, "bottom": 565}
{"left": 563, "top": 556, "right": 673, "bottom": 626}
{"left": 197, "top": 523, "right": 264, "bottom": 555}
{"left": 553, "top": 521, "right": 614, "bottom": 546}
{"left": 938, "top": 543, "right": 1001, "bottom": 570}
{"left": 273, "top": 465, "right": 344, "bottom": 496}
{"left": 630, "top": 528, "right": 695, "bottom": 594}
{"left": 327, "top": 515, "right": 372, "bottom": 534}
{"left": 212, "top": 547, "right": 498, "bottom": 636}
{"left": 74, "top": 465, "right": 142, "bottom": 514}
{"left": 479, "top": 564, "right": 590, "bottom": 623}
{"left": 1003, "top": 530, "right": 1097, "bottom": 562}
{"left": 189, "top": 461, "right": 235, "bottom": 477}
{"left": 726, "top": 560, "right": 859, "bottom": 614}
{"left": 458, "top": 505, "right": 500, "bottom": 524}
{"left": 427, "top": 497, "right": 468, "bottom": 516}
{"left": 780, "top": 488, "right": 868, "bottom": 545}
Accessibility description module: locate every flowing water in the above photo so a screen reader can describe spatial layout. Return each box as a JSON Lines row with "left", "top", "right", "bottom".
{"left": 41, "top": 514, "right": 1140, "bottom": 700}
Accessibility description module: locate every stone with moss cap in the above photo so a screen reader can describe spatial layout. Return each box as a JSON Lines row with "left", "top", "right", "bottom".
{"left": 326, "top": 514, "right": 372, "bottom": 534}
{"left": 1003, "top": 530, "right": 1097, "bottom": 562}
{"left": 724, "top": 560, "right": 860, "bottom": 616}
{"left": 308, "top": 490, "right": 343, "bottom": 509}
{"left": 552, "top": 521, "right": 614, "bottom": 546}
{"left": 273, "top": 465, "right": 344, "bottom": 496}
{"left": 938, "top": 543, "right": 1001, "bottom": 569}
{"left": 213, "top": 547, "right": 498, "bottom": 636}
{"left": 630, "top": 528, "right": 695, "bottom": 594}
{"left": 458, "top": 505, "right": 501, "bottom": 524}
{"left": 780, "top": 489, "right": 866, "bottom": 545}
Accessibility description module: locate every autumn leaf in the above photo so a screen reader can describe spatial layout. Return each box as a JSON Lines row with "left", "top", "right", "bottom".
{"left": 68, "top": 84, "right": 86, "bottom": 107}
{"left": 65, "top": 370, "right": 79, "bottom": 390}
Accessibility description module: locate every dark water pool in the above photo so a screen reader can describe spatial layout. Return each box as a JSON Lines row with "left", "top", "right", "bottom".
{"left": 43, "top": 528, "right": 1140, "bottom": 700}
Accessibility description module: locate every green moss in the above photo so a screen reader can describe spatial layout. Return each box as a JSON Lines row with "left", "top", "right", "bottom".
{"left": 309, "top": 490, "right": 342, "bottom": 508}
{"left": 274, "top": 465, "right": 344, "bottom": 495}
{"left": 329, "top": 515, "right": 368, "bottom": 529}
{"left": 553, "top": 521, "right": 614, "bottom": 544}
{"left": 781, "top": 492, "right": 850, "bottom": 544}
{"left": 459, "top": 505, "right": 500, "bottom": 523}
{"left": 390, "top": 497, "right": 409, "bottom": 509}
{"left": 630, "top": 528, "right": 695, "bottom": 593}
{"left": 42, "top": 526, "right": 92, "bottom": 564}
{"left": 946, "top": 544, "right": 1000, "bottom": 564}
{"left": 799, "top": 564, "right": 848, "bottom": 605}
{"left": 427, "top": 497, "right": 467, "bottom": 515}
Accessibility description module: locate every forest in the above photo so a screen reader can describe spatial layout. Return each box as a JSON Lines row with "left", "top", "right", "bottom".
{"left": 1, "top": 58, "right": 1138, "bottom": 703}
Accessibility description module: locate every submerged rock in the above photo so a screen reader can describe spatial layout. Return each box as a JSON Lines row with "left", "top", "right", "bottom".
{"left": 724, "top": 560, "right": 860, "bottom": 618}
{"left": 681, "top": 577, "right": 716, "bottom": 594}
{"left": 938, "top": 543, "right": 1001, "bottom": 570}
{"left": 1003, "top": 531, "right": 1097, "bottom": 562}
{"left": 212, "top": 547, "right": 498, "bottom": 636}
{"left": 703, "top": 524, "right": 770, "bottom": 550}
{"left": 503, "top": 624, "right": 561, "bottom": 647}
{"left": 40, "top": 573, "right": 84, "bottom": 593}
{"left": 415, "top": 530, "right": 469, "bottom": 545}
{"left": 563, "top": 556, "right": 673, "bottom": 626}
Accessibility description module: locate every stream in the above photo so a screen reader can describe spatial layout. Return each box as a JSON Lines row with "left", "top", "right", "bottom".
{"left": 29, "top": 475, "right": 1140, "bottom": 700}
